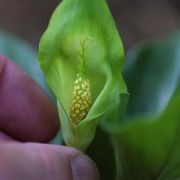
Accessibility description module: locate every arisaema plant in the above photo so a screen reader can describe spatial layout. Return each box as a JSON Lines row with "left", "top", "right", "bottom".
{"left": 37, "top": 0, "right": 180, "bottom": 179}
{"left": 38, "top": 0, "right": 127, "bottom": 151}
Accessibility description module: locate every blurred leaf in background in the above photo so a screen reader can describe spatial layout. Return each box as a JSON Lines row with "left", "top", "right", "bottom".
{"left": 0, "top": 31, "right": 48, "bottom": 93}
{"left": 94, "top": 32, "right": 180, "bottom": 180}
{"left": 118, "top": 32, "right": 180, "bottom": 180}
{"left": 88, "top": 32, "right": 180, "bottom": 180}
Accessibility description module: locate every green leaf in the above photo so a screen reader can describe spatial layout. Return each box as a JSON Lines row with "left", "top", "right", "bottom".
{"left": 0, "top": 31, "right": 51, "bottom": 95}
{"left": 38, "top": 0, "right": 127, "bottom": 150}
{"left": 108, "top": 33, "right": 180, "bottom": 179}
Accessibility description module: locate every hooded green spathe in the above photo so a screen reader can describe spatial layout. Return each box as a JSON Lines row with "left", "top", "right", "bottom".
{"left": 38, "top": 0, "right": 127, "bottom": 151}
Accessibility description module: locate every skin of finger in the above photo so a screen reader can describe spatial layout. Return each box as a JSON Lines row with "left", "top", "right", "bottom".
{"left": 0, "top": 55, "right": 59, "bottom": 142}
{"left": 0, "top": 132, "right": 16, "bottom": 142}
{"left": 0, "top": 143, "right": 81, "bottom": 180}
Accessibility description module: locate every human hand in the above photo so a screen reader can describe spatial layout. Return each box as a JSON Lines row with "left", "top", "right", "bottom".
{"left": 0, "top": 55, "right": 99, "bottom": 180}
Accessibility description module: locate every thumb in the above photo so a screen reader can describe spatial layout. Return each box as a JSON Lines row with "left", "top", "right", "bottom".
{"left": 0, "top": 142, "right": 99, "bottom": 180}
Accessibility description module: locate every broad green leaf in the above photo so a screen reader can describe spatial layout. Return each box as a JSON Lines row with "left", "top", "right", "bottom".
{"left": 107, "top": 33, "right": 180, "bottom": 179}
{"left": 38, "top": 0, "right": 127, "bottom": 150}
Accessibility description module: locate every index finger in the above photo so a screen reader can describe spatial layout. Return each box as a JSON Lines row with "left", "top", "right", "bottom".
{"left": 0, "top": 55, "right": 59, "bottom": 142}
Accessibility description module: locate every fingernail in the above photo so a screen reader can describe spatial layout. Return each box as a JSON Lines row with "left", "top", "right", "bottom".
{"left": 71, "top": 154, "right": 99, "bottom": 180}
{"left": 0, "top": 55, "right": 6, "bottom": 77}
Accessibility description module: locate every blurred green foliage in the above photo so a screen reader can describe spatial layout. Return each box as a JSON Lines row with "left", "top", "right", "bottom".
{"left": 117, "top": 32, "right": 180, "bottom": 180}
{"left": 91, "top": 32, "right": 180, "bottom": 180}
{"left": 0, "top": 31, "right": 49, "bottom": 94}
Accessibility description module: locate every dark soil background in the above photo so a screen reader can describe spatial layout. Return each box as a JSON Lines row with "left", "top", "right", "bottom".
{"left": 0, "top": 0, "right": 180, "bottom": 51}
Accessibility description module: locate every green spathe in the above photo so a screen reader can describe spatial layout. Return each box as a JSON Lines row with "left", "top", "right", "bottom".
{"left": 38, "top": 0, "right": 127, "bottom": 150}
